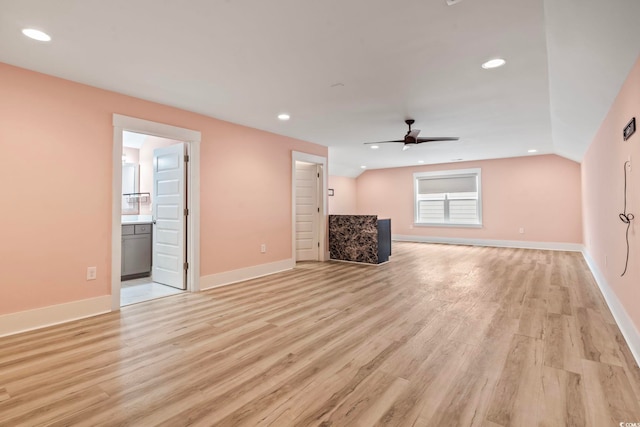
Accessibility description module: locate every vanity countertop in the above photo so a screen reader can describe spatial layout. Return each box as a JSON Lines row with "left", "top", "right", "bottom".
{"left": 121, "top": 215, "right": 153, "bottom": 225}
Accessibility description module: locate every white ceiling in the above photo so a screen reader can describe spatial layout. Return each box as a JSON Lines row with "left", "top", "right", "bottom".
{"left": 1, "top": 0, "right": 638, "bottom": 177}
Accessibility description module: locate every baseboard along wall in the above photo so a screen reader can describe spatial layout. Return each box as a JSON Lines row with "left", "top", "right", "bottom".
{"left": 199, "top": 258, "right": 295, "bottom": 291}
{"left": 0, "top": 295, "right": 112, "bottom": 338}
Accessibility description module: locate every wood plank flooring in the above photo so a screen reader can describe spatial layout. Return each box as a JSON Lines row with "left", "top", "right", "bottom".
{"left": 1, "top": 242, "right": 639, "bottom": 426}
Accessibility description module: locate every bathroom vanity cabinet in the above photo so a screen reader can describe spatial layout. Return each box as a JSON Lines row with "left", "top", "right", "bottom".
{"left": 121, "top": 223, "right": 152, "bottom": 279}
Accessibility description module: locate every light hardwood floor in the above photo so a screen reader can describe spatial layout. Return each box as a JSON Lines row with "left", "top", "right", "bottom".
{"left": 1, "top": 242, "right": 639, "bottom": 426}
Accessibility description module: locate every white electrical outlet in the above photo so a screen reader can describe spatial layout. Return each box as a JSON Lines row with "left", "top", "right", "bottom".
{"left": 519, "top": 227, "right": 525, "bottom": 234}
{"left": 86, "top": 266, "right": 97, "bottom": 281}
{"left": 260, "top": 244, "right": 266, "bottom": 253}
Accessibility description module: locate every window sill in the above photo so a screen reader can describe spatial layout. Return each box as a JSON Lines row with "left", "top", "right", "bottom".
{"left": 413, "top": 222, "right": 483, "bottom": 229}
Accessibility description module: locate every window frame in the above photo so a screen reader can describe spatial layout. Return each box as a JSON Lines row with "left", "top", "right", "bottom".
{"left": 413, "top": 168, "right": 483, "bottom": 228}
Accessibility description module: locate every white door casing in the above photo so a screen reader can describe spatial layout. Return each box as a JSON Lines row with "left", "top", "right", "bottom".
{"left": 153, "top": 143, "right": 186, "bottom": 289}
{"left": 112, "top": 114, "right": 201, "bottom": 311}
{"left": 295, "top": 162, "right": 320, "bottom": 261}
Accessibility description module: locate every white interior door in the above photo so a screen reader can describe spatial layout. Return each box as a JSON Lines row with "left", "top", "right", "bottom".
{"left": 152, "top": 143, "right": 186, "bottom": 289}
{"left": 295, "top": 161, "right": 319, "bottom": 261}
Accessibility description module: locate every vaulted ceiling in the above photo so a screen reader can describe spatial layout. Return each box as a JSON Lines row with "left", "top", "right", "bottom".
{"left": 1, "top": 0, "right": 638, "bottom": 176}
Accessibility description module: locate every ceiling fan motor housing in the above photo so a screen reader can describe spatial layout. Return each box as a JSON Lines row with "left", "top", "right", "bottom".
{"left": 405, "top": 131, "right": 420, "bottom": 144}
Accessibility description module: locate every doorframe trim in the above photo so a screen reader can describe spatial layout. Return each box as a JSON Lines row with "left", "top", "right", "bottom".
{"left": 291, "top": 151, "right": 328, "bottom": 262}
{"left": 112, "top": 114, "right": 201, "bottom": 311}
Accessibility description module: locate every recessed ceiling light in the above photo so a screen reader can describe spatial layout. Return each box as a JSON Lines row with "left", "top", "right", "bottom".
{"left": 481, "top": 58, "right": 506, "bottom": 69}
{"left": 360, "top": 165, "right": 367, "bottom": 169}
{"left": 528, "top": 149, "right": 538, "bottom": 153}
{"left": 370, "top": 145, "right": 379, "bottom": 150}
{"left": 22, "top": 28, "right": 51, "bottom": 42}
{"left": 277, "top": 113, "right": 290, "bottom": 121}
{"left": 418, "top": 160, "right": 425, "bottom": 164}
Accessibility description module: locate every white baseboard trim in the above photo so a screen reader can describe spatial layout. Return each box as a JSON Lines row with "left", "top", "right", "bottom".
{"left": 0, "top": 295, "right": 112, "bottom": 338}
{"left": 392, "top": 234, "right": 583, "bottom": 252}
{"left": 582, "top": 250, "right": 640, "bottom": 367}
{"left": 200, "top": 258, "right": 295, "bottom": 291}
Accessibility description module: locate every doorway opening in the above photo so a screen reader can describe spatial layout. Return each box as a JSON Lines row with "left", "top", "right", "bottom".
{"left": 112, "top": 115, "right": 201, "bottom": 310}
{"left": 292, "top": 152, "right": 327, "bottom": 263}
{"left": 120, "top": 133, "right": 186, "bottom": 305}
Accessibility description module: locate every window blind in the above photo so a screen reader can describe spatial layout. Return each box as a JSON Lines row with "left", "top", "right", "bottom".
{"left": 417, "top": 176, "right": 477, "bottom": 195}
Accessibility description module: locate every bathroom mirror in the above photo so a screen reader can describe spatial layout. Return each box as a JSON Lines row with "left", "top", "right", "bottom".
{"left": 122, "top": 162, "right": 140, "bottom": 215}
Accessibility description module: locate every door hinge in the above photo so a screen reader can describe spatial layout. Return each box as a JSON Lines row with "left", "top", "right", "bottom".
{"left": 318, "top": 242, "right": 320, "bottom": 248}
{"left": 317, "top": 207, "right": 320, "bottom": 213}
{"left": 317, "top": 173, "right": 320, "bottom": 178}
{"left": 184, "top": 155, "right": 190, "bottom": 162}
{"left": 184, "top": 262, "right": 189, "bottom": 271}
{"left": 184, "top": 208, "right": 189, "bottom": 216}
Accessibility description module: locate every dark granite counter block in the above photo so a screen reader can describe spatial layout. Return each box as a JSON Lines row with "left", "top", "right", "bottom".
{"left": 329, "top": 215, "right": 390, "bottom": 264}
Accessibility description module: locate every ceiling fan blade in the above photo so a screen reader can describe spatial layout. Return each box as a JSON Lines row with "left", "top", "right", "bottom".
{"left": 415, "top": 137, "right": 460, "bottom": 143}
{"left": 364, "top": 140, "right": 405, "bottom": 145}
{"left": 363, "top": 120, "right": 458, "bottom": 147}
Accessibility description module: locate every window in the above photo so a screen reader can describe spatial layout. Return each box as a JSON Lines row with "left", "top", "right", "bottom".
{"left": 414, "top": 168, "right": 482, "bottom": 226}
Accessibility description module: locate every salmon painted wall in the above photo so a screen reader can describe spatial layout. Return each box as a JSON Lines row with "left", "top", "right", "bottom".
{"left": 328, "top": 176, "right": 357, "bottom": 214}
{"left": 0, "top": 62, "right": 326, "bottom": 315}
{"left": 582, "top": 55, "right": 640, "bottom": 332}
{"left": 356, "top": 154, "right": 582, "bottom": 243}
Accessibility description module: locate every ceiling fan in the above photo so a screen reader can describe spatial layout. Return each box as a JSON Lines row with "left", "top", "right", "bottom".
{"left": 364, "top": 119, "right": 459, "bottom": 151}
